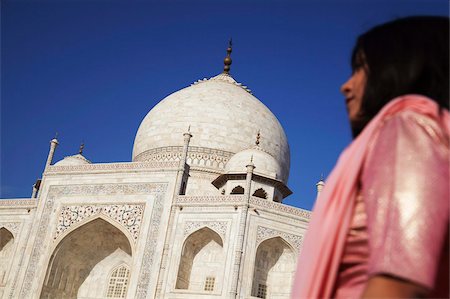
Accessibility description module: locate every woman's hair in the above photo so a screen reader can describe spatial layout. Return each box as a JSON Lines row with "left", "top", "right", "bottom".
{"left": 351, "top": 16, "right": 449, "bottom": 136}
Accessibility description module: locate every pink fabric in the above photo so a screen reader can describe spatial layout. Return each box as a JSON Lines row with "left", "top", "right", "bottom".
{"left": 333, "top": 195, "right": 369, "bottom": 299}
{"left": 291, "top": 95, "right": 450, "bottom": 299}
{"left": 362, "top": 109, "right": 449, "bottom": 289}
{"left": 334, "top": 108, "right": 449, "bottom": 298}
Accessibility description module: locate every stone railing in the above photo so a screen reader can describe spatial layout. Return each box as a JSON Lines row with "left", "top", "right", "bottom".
{"left": 134, "top": 146, "right": 234, "bottom": 170}
{"left": 45, "top": 161, "right": 179, "bottom": 174}
{"left": 175, "top": 195, "right": 311, "bottom": 220}
{"left": 0, "top": 198, "right": 37, "bottom": 207}
{"left": 250, "top": 196, "right": 311, "bottom": 220}
{"left": 175, "top": 195, "right": 246, "bottom": 206}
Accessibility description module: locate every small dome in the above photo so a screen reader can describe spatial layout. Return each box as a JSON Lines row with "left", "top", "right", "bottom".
{"left": 225, "top": 147, "right": 284, "bottom": 182}
{"left": 54, "top": 154, "right": 91, "bottom": 166}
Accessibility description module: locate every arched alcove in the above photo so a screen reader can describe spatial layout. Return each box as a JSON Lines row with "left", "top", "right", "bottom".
{"left": 251, "top": 237, "right": 296, "bottom": 299}
{"left": 176, "top": 227, "right": 224, "bottom": 292}
{"left": 231, "top": 185, "right": 244, "bottom": 195}
{"left": 40, "top": 218, "right": 132, "bottom": 299}
{"left": 0, "top": 228, "right": 14, "bottom": 285}
{"left": 253, "top": 188, "right": 267, "bottom": 199}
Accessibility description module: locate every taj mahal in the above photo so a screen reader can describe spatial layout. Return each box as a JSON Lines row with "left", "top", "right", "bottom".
{"left": 0, "top": 44, "right": 319, "bottom": 298}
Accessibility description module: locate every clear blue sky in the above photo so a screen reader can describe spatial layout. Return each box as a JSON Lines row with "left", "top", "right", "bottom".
{"left": 1, "top": 0, "right": 447, "bottom": 210}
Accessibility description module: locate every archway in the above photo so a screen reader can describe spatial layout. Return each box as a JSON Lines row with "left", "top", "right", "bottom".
{"left": 176, "top": 227, "right": 224, "bottom": 292}
{"left": 0, "top": 228, "right": 14, "bottom": 285}
{"left": 251, "top": 237, "right": 296, "bottom": 299}
{"left": 40, "top": 218, "right": 132, "bottom": 299}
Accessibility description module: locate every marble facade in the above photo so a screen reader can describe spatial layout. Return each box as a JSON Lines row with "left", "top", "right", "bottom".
{"left": 0, "top": 65, "right": 312, "bottom": 298}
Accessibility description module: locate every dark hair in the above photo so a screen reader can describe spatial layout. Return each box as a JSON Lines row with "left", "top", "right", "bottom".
{"left": 351, "top": 16, "right": 449, "bottom": 136}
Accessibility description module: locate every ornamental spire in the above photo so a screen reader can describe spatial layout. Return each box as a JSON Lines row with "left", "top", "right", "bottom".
{"left": 79, "top": 142, "right": 85, "bottom": 155}
{"left": 223, "top": 39, "right": 232, "bottom": 74}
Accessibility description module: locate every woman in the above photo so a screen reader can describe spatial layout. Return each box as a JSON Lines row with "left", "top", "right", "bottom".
{"left": 292, "top": 16, "right": 449, "bottom": 298}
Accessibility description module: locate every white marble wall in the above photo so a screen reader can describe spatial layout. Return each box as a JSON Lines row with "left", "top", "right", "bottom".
{"left": 0, "top": 162, "right": 309, "bottom": 299}
{"left": 0, "top": 199, "right": 36, "bottom": 299}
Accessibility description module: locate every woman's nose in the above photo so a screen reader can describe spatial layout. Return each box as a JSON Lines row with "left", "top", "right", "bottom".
{"left": 340, "top": 77, "right": 352, "bottom": 96}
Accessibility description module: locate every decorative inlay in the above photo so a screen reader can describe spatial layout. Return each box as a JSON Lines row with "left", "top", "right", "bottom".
{"left": 19, "top": 183, "right": 167, "bottom": 298}
{"left": 134, "top": 146, "right": 183, "bottom": 162}
{"left": 134, "top": 146, "right": 234, "bottom": 170}
{"left": 183, "top": 221, "right": 228, "bottom": 239}
{"left": 0, "top": 222, "right": 21, "bottom": 236}
{"left": 176, "top": 195, "right": 246, "bottom": 205}
{"left": 256, "top": 226, "right": 303, "bottom": 251}
{"left": 135, "top": 185, "right": 166, "bottom": 299}
{"left": 45, "top": 161, "right": 179, "bottom": 174}
{"left": 250, "top": 196, "right": 311, "bottom": 219}
{"left": 54, "top": 204, "right": 144, "bottom": 242}
{"left": 0, "top": 199, "right": 37, "bottom": 207}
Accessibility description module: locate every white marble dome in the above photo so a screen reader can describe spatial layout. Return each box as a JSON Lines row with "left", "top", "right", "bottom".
{"left": 132, "top": 73, "right": 290, "bottom": 180}
{"left": 225, "top": 147, "right": 284, "bottom": 182}
{"left": 54, "top": 154, "right": 91, "bottom": 166}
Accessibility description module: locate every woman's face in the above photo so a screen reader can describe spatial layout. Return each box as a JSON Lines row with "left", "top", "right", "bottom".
{"left": 340, "top": 67, "right": 367, "bottom": 122}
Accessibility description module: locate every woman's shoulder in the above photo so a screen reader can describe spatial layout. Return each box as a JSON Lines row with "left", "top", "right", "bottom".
{"left": 363, "top": 106, "right": 449, "bottom": 183}
{"left": 377, "top": 108, "right": 449, "bottom": 151}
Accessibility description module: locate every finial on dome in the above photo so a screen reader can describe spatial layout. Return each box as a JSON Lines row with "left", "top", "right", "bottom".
{"left": 223, "top": 39, "right": 232, "bottom": 74}
{"left": 79, "top": 142, "right": 85, "bottom": 155}
{"left": 255, "top": 130, "right": 260, "bottom": 146}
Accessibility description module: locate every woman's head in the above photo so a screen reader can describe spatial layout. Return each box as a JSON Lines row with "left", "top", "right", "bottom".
{"left": 341, "top": 16, "right": 449, "bottom": 137}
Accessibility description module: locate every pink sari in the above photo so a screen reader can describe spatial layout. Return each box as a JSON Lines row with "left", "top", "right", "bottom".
{"left": 291, "top": 95, "right": 450, "bottom": 298}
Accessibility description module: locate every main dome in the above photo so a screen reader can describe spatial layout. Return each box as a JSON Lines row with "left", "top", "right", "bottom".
{"left": 132, "top": 73, "right": 290, "bottom": 181}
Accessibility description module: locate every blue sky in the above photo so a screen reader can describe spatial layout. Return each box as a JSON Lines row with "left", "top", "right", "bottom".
{"left": 1, "top": 0, "right": 448, "bottom": 210}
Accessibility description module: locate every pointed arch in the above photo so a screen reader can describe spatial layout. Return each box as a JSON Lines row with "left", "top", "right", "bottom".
{"left": 256, "top": 234, "right": 296, "bottom": 252}
{"left": 53, "top": 214, "right": 135, "bottom": 254}
{"left": 251, "top": 237, "right": 296, "bottom": 298}
{"left": 231, "top": 185, "right": 244, "bottom": 195}
{"left": 40, "top": 218, "right": 132, "bottom": 298}
{"left": 0, "top": 227, "right": 14, "bottom": 285}
{"left": 176, "top": 227, "right": 225, "bottom": 292}
{"left": 253, "top": 188, "right": 267, "bottom": 199}
{"left": 0, "top": 227, "right": 14, "bottom": 252}
{"left": 183, "top": 224, "right": 225, "bottom": 244}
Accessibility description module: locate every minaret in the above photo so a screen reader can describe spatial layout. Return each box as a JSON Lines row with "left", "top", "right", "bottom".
{"left": 45, "top": 135, "right": 59, "bottom": 170}
{"left": 154, "top": 127, "right": 193, "bottom": 297}
{"left": 244, "top": 155, "right": 255, "bottom": 198}
{"left": 181, "top": 126, "right": 192, "bottom": 164}
{"left": 179, "top": 126, "right": 192, "bottom": 195}
{"left": 231, "top": 155, "right": 254, "bottom": 298}
{"left": 316, "top": 174, "right": 325, "bottom": 197}
{"left": 31, "top": 179, "right": 41, "bottom": 198}
{"left": 223, "top": 39, "right": 232, "bottom": 74}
